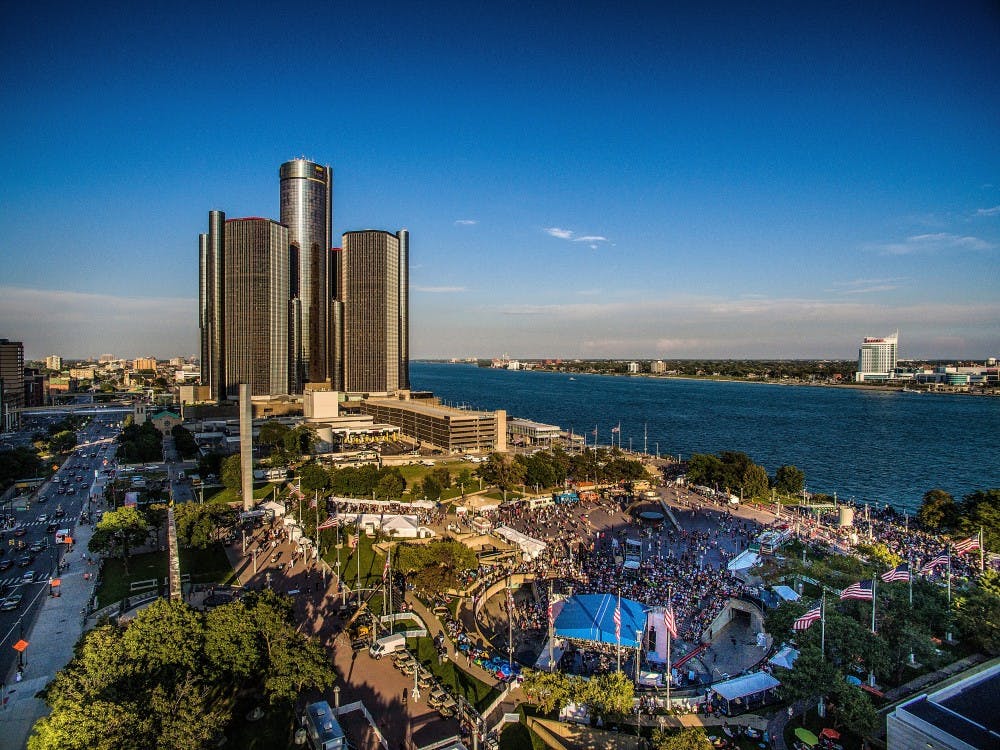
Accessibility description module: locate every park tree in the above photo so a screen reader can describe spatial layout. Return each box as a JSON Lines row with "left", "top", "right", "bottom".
{"left": 173, "top": 503, "right": 235, "bottom": 548}
{"left": 652, "top": 727, "right": 714, "bottom": 750}
{"left": 683, "top": 453, "right": 723, "bottom": 486}
{"left": 582, "top": 670, "right": 634, "bottom": 716}
{"left": 958, "top": 488, "right": 1000, "bottom": 549}
{"left": 521, "top": 669, "right": 583, "bottom": 714}
{"left": 283, "top": 425, "right": 315, "bottom": 455}
{"left": 828, "top": 682, "right": 878, "bottom": 737}
{"left": 374, "top": 470, "right": 405, "bottom": 501}
{"left": 397, "top": 539, "right": 477, "bottom": 594}
{"left": 297, "top": 462, "right": 329, "bottom": 493}
{"left": 774, "top": 465, "right": 805, "bottom": 496}
{"left": 49, "top": 430, "right": 78, "bottom": 453}
{"left": 258, "top": 421, "right": 290, "bottom": 448}
{"left": 88, "top": 506, "right": 150, "bottom": 574}
{"left": 477, "top": 452, "right": 526, "bottom": 492}
{"left": 774, "top": 645, "right": 838, "bottom": 703}
{"left": 955, "top": 579, "right": 1000, "bottom": 655}
{"left": 221, "top": 454, "right": 243, "bottom": 494}
{"left": 421, "top": 474, "right": 443, "bottom": 501}
{"left": 170, "top": 425, "right": 199, "bottom": 459}
{"left": 917, "top": 489, "right": 959, "bottom": 531}
{"left": 741, "top": 463, "right": 770, "bottom": 500}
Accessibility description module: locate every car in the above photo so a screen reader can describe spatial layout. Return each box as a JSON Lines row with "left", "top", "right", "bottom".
{"left": 0, "top": 593, "right": 23, "bottom": 611}
{"left": 29, "top": 541, "right": 46, "bottom": 553}
{"left": 12, "top": 526, "right": 27, "bottom": 537}
{"left": 17, "top": 555, "right": 33, "bottom": 567}
{"left": 46, "top": 523, "right": 58, "bottom": 534}
{"left": 36, "top": 514, "right": 49, "bottom": 523}
{"left": 22, "top": 570, "right": 36, "bottom": 583}
{"left": 0, "top": 559, "right": 12, "bottom": 572}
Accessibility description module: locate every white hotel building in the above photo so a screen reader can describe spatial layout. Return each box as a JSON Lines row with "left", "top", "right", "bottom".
{"left": 855, "top": 331, "right": 899, "bottom": 382}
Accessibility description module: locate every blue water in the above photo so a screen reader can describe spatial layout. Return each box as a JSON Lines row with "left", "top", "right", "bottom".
{"left": 411, "top": 362, "right": 1000, "bottom": 515}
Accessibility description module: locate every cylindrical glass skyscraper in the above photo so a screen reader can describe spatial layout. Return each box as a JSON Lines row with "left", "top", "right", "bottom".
{"left": 280, "top": 158, "right": 332, "bottom": 390}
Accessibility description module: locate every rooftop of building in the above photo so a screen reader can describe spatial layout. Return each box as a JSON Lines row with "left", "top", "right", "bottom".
{"left": 364, "top": 396, "right": 498, "bottom": 420}
{"left": 895, "top": 659, "right": 1000, "bottom": 748}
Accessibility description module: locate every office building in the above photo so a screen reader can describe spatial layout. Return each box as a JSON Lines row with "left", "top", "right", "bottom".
{"left": 23, "top": 368, "right": 47, "bottom": 407}
{"left": 0, "top": 339, "right": 25, "bottom": 431}
{"left": 45, "top": 355, "right": 62, "bottom": 371}
{"left": 362, "top": 395, "right": 506, "bottom": 454}
{"left": 200, "top": 210, "right": 227, "bottom": 401}
{"left": 339, "top": 230, "right": 409, "bottom": 393}
{"left": 280, "top": 158, "right": 332, "bottom": 390}
{"left": 855, "top": 330, "right": 899, "bottom": 382}
{"left": 133, "top": 357, "right": 158, "bottom": 372}
{"left": 222, "top": 218, "right": 290, "bottom": 396}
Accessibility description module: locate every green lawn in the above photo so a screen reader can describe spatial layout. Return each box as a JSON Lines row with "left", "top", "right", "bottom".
{"left": 96, "top": 551, "right": 166, "bottom": 608}
{"left": 785, "top": 708, "right": 862, "bottom": 750}
{"left": 204, "top": 483, "right": 275, "bottom": 505}
{"left": 322, "top": 533, "right": 386, "bottom": 592}
{"left": 499, "top": 722, "right": 546, "bottom": 750}
{"left": 409, "top": 636, "right": 500, "bottom": 711}
{"left": 96, "top": 543, "right": 237, "bottom": 608}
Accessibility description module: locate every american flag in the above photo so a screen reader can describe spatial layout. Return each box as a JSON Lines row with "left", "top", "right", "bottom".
{"left": 663, "top": 606, "right": 677, "bottom": 639}
{"left": 840, "top": 580, "right": 875, "bottom": 601}
{"left": 881, "top": 562, "right": 910, "bottom": 583}
{"left": 316, "top": 512, "right": 339, "bottom": 530}
{"left": 611, "top": 425, "right": 620, "bottom": 434}
{"left": 383, "top": 554, "right": 390, "bottom": 581}
{"left": 954, "top": 537, "right": 980, "bottom": 555}
{"left": 921, "top": 551, "right": 950, "bottom": 575}
{"left": 547, "top": 598, "right": 554, "bottom": 628}
{"left": 614, "top": 602, "right": 621, "bottom": 642}
{"left": 793, "top": 602, "right": 822, "bottom": 631}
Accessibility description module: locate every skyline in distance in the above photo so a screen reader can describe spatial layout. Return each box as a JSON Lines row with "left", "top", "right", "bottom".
{"left": 2, "top": 1, "right": 999, "bottom": 361}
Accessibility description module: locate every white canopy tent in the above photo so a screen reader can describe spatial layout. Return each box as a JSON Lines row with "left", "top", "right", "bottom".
{"left": 493, "top": 525, "right": 547, "bottom": 560}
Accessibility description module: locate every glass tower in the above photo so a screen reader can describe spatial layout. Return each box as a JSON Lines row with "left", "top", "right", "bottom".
{"left": 280, "top": 159, "right": 332, "bottom": 391}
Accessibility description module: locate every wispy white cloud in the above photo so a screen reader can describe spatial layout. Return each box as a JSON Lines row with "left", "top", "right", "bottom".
{"left": 975, "top": 205, "right": 1000, "bottom": 217}
{"left": 414, "top": 285, "right": 467, "bottom": 293}
{"left": 828, "top": 277, "right": 908, "bottom": 295}
{"left": 454, "top": 219, "right": 478, "bottom": 225}
{"left": 868, "top": 232, "right": 995, "bottom": 256}
{"left": 543, "top": 227, "right": 609, "bottom": 247}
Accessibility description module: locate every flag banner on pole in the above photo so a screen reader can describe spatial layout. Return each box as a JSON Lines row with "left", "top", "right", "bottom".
{"left": 840, "top": 580, "right": 875, "bottom": 601}
{"left": 793, "top": 602, "right": 822, "bottom": 631}
{"left": 383, "top": 555, "right": 390, "bottom": 581}
{"left": 881, "top": 562, "right": 910, "bottom": 583}
{"left": 921, "top": 551, "right": 950, "bottom": 575}
{"left": 954, "top": 537, "right": 980, "bottom": 555}
{"left": 663, "top": 606, "right": 678, "bottom": 639}
{"left": 547, "top": 598, "right": 554, "bottom": 627}
{"left": 611, "top": 426, "right": 620, "bottom": 433}
{"left": 317, "top": 514, "right": 339, "bottom": 530}
{"left": 614, "top": 602, "right": 621, "bottom": 642}
{"left": 592, "top": 428, "right": 598, "bottom": 436}
{"left": 309, "top": 496, "right": 317, "bottom": 509}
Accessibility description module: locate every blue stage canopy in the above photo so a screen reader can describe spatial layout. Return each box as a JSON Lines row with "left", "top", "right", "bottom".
{"left": 554, "top": 594, "right": 647, "bottom": 648}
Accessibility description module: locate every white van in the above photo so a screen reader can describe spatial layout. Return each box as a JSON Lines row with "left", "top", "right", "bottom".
{"left": 369, "top": 633, "right": 407, "bottom": 659}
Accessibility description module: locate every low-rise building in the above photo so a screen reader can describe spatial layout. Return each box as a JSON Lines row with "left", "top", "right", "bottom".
{"left": 362, "top": 393, "right": 506, "bottom": 453}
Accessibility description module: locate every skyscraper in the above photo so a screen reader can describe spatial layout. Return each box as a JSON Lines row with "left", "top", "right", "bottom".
{"left": 199, "top": 210, "right": 226, "bottom": 401}
{"left": 280, "top": 159, "right": 332, "bottom": 391}
{"left": 339, "top": 230, "right": 409, "bottom": 393}
{"left": 856, "top": 330, "right": 899, "bottom": 382}
{"left": 222, "top": 218, "right": 290, "bottom": 396}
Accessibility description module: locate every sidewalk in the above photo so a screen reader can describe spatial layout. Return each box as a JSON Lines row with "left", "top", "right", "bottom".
{"left": 0, "top": 514, "right": 100, "bottom": 750}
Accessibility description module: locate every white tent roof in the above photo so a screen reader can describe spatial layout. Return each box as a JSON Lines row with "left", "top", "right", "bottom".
{"left": 494, "top": 525, "right": 547, "bottom": 559}
{"left": 727, "top": 550, "right": 760, "bottom": 572}
{"left": 772, "top": 585, "right": 800, "bottom": 602}
{"left": 382, "top": 516, "right": 418, "bottom": 531}
{"left": 712, "top": 671, "right": 781, "bottom": 701}
{"left": 769, "top": 645, "right": 800, "bottom": 670}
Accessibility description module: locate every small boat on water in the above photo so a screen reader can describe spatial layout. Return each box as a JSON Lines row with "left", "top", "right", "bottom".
{"left": 569, "top": 377, "right": 576, "bottom": 381}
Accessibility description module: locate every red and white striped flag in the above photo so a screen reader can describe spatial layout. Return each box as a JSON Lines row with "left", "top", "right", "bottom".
{"left": 954, "top": 537, "right": 980, "bottom": 555}
{"left": 547, "top": 598, "right": 554, "bottom": 628}
{"left": 317, "top": 514, "right": 339, "bottom": 530}
{"left": 383, "top": 555, "right": 390, "bottom": 581}
{"left": 663, "top": 606, "right": 677, "bottom": 639}
{"left": 793, "top": 602, "right": 822, "bottom": 631}
{"left": 614, "top": 602, "right": 622, "bottom": 642}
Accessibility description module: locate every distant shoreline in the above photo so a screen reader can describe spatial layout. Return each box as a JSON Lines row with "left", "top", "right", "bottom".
{"left": 416, "top": 361, "right": 996, "bottom": 397}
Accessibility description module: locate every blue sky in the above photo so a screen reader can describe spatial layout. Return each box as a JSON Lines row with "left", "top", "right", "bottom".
{"left": 2, "top": 1, "right": 998, "bottom": 361}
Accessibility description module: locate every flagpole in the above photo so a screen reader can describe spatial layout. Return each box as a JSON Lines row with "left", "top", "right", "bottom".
{"left": 946, "top": 549, "right": 953, "bottom": 642}
{"left": 908, "top": 556, "right": 913, "bottom": 607}
{"left": 871, "top": 576, "right": 877, "bottom": 634}
{"left": 820, "top": 594, "right": 826, "bottom": 658}
{"left": 981, "top": 527, "right": 985, "bottom": 572}
{"left": 548, "top": 580, "right": 554, "bottom": 672}
{"left": 616, "top": 590, "right": 622, "bottom": 673}
{"left": 508, "top": 577, "right": 514, "bottom": 672}
{"left": 666, "top": 601, "right": 672, "bottom": 709}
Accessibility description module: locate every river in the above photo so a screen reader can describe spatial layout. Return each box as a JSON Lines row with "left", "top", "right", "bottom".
{"left": 410, "top": 361, "right": 1000, "bottom": 515}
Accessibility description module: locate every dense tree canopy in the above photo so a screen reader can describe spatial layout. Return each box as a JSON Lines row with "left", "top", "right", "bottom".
{"left": 170, "top": 425, "right": 199, "bottom": 459}
{"left": 88, "top": 507, "right": 151, "bottom": 574}
{"left": 29, "top": 593, "right": 334, "bottom": 750}
{"left": 0, "top": 446, "right": 43, "bottom": 491}
{"left": 774, "top": 465, "right": 805, "bottom": 495}
{"left": 917, "top": 489, "right": 959, "bottom": 531}
{"left": 116, "top": 421, "right": 163, "bottom": 464}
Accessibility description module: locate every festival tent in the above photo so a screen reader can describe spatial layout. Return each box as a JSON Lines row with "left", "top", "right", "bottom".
{"left": 493, "top": 526, "right": 547, "bottom": 560}
{"left": 711, "top": 672, "right": 781, "bottom": 715}
{"left": 768, "top": 644, "right": 800, "bottom": 669}
{"left": 726, "top": 550, "right": 759, "bottom": 572}
{"left": 554, "top": 593, "right": 647, "bottom": 649}
{"left": 772, "top": 585, "right": 800, "bottom": 602}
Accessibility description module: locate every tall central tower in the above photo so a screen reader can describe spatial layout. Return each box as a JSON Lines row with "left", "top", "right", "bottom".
{"left": 280, "top": 158, "right": 332, "bottom": 391}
